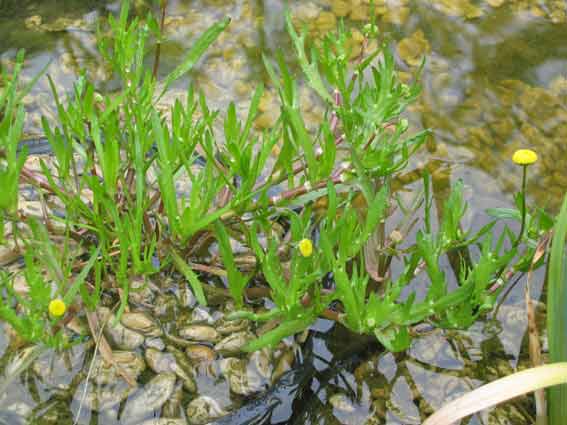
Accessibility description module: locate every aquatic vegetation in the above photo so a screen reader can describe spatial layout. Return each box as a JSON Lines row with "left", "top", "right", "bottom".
{"left": 424, "top": 194, "right": 567, "bottom": 425}
{"left": 513, "top": 148, "right": 538, "bottom": 245}
{"left": 0, "top": 0, "right": 553, "bottom": 365}
{"left": 0, "top": 50, "right": 29, "bottom": 244}
{"left": 2, "top": 2, "right": 566, "bottom": 424}
{"left": 547, "top": 195, "right": 567, "bottom": 423}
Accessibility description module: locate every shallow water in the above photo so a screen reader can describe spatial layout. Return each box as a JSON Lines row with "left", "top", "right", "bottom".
{"left": 0, "top": 0, "right": 564, "bottom": 424}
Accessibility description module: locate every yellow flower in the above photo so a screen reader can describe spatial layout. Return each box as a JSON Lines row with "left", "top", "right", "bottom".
{"left": 48, "top": 299, "right": 66, "bottom": 317}
{"left": 298, "top": 238, "right": 313, "bottom": 258}
{"left": 512, "top": 149, "right": 537, "bottom": 165}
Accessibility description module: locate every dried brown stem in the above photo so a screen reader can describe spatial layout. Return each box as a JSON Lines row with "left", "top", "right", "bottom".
{"left": 85, "top": 310, "right": 137, "bottom": 387}
{"left": 20, "top": 168, "right": 58, "bottom": 194}
{"left": 526, "top": 233, "right": 551, "bottom": 423}
{"left": 275, "top": 175, "right": 342, "bottom": 204}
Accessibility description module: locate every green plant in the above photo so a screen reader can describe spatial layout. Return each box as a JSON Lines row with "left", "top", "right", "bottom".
{"left": 0, "top": 1, "right": 549, "bottom": 356}
{"left": 0, "top": 50, "right": 32, "bottom": 243}
{"left": 547, "top": 194, "right": 567, "bottom": 423}
{"left": 0, "top": 218, "right": 98, "bottom": 349}
{"left": 423, "top": 194, "right": 567, "bottom": 425}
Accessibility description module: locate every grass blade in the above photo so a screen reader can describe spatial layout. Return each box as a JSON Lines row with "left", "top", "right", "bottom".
{"left": 548, "top": 195, "right": 567, "bottom": 424}
{"left": 170, "top": 248, "right": 207, "bottom": 305}
{"left": 285, "top": 12, "right": 332, "bottom": 103}
{"left": 63, "top": 247, "right": 101, "bottom": 306}
{"left": 424, "top": 363, "right": 567, "bottom": 425}
{"left": 157, "top": 17, "right": 230, "bottom": 101}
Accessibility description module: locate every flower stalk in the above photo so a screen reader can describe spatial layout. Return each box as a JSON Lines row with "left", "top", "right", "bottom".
{"left": 512, "top": 149, "right": 538, "bottom": 247}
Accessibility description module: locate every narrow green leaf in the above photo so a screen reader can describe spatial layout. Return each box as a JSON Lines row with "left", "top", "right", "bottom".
{"left": 374, "top": 326, "right": 411, "bottom": 352}
{"left": 486, "top": 208, "right": 521, "bottom": 221}
{"left": 285, "top": 12, "right": 332, "bottom": 103}
{"left": 239, "top": 84, "right": 264, "bottom": 146}
{"left": 214, "top": 221, "right": 249, "bottom": 306}
{"left": 285, "top": 106, "right": 316, "bottom": 182}
{"left": 170, "top": 248, "right": 207, "bottom": 305}
{"left": 157, "top": 17, "right": 231, "bottom": 101}
{"left": 63, "top": 247, "right": 101, "bottom": 306}
{"left": 244, "top": 317, "right": 313, "bottom": 352}
{"left": 548, "top": 195, "right": 567, "bottom": 424}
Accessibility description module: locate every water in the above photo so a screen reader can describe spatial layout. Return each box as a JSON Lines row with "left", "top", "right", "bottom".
{"left": 0, "top": 0, "right": 565, "bottom": 423}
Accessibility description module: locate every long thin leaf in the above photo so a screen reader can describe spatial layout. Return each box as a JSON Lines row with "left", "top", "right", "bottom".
{"left": 170, "top": 248, "right": 207, "bottom": 305}
{"left": 548, "top": 195, "right": 567, "bottom": 424}
{"left": 63, "top": 247, "right": 101, "bottom": 306}
{"left": 214, "top": 221, "right": 249, "bottom": 306}
{"left": 157, "top": 17, "right": 231, "bottom": 101}
{"left": 424, "top": 363, "right": 567, "bottom": 425}
{"left": 244, "top": 317, "right": 313, "bottom": 352}
{"left": 285, "top": 12, "right": 332, "bottom": 103}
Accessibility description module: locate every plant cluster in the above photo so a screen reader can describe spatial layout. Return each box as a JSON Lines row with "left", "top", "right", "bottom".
{"left": 0, "top": 1, "right": 551, "bottom": 353}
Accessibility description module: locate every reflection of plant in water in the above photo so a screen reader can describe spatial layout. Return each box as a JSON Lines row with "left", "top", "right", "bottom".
{"left": 0, "top": 0, "right": 554, "bottom": 362}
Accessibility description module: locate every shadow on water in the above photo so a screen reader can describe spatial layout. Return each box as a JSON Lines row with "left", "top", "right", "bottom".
{"left": 212, "top": 322, "right": 380, "bottom": 425}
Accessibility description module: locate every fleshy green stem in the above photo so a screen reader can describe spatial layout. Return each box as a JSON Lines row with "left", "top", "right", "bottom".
{"left": 152, "top": 0, "right": 168, "bottom": 79}
{"left": 515, "top": 164, "right": 528, "bottom": 247}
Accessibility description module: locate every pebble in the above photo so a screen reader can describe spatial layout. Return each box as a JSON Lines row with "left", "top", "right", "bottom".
{"left": 214, "top": 331, "right": 255, "bottom": 356}
{"left": 186, "top": 396, "right": 227, "bottom": 425}
{"left": 97, "top": 307, "right": 145, "bottom": 350}
{"left": 120, "top": 373, "right": 177, "bottom": 424}
{"left": 185, "top": 344, "right": 216, "bottom": 364}
{"left": 179, "top": 325, "right": 220, "bottom": 343}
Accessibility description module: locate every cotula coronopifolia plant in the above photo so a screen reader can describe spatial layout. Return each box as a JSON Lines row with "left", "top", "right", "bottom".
{"left": 0, "top": 1, "right": 549, "bottom": 352}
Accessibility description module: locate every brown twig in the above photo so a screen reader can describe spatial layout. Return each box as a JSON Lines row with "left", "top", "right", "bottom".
{"left": 275, "top": 175, "right": 342, "bottom": 204}
{"left": 300, "top": 292, "right": 342, "bottom": 322}
{"left": 188, "top": 261, "right": 227, "bottom": 277}
{"left": 85, "top": 310, "right": 137, "bottom": 387}
{"left": 526, "top": 233, "right": 551, "bottom": 424}
{"left": 20, "top": 167, "right": 58, "bottom": 194}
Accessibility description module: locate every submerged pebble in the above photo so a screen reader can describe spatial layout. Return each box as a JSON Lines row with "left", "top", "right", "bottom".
{"left": 91, "top": 351, "right": 146, "bottom": 386}
{"left": 120, "top": 373, "right": 177, "bottom": 424}
{"left": 162, "top": 381, "right": 184, "bottom": 418}
{"left": 121, "top": 311, "right": 162, "bottom": 337}
{"left": 219, "top": 356, "right": 270, "bottom": 396}
{"left": 186, "top": 396, "right": 227, "bottom": 425}
{"left": 138, "top": 420, "right": 186, "bottom": 425}
{"left": 97, "top": 307, "right": 145, "bottom": 350}
{"left": 73, "top": 378, "right": 133, "bottom": 412}
{"left": 329, "top": 393, "right": 356, "bottom": 413}
{"left": 145, "top": 348, "right": 176, "bottom": 374}
{"left": 145, "top": 347, "right": 197, "bottom": 393}
{"left": 185, "top": 344, "right": 216, "bottom": 364}
{"left": 214, "top": 331, "right": 255, "bottom": 356}
{"left": 179, "top": 325, "right": 220, "bottom": 343}
{"left": 190, "top": 306, "right": 215, "bottom": 325}
{"left": 216, "top": 317, "right": 250, "bottom": 335}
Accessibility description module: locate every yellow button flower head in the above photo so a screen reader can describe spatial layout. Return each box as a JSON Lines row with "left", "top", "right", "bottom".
{"left": 512, "top": 149, "right": 537, "bottom": 165}
{"left": 298, "top": 238, "right": 313, "bottom": 258}
{"left": 48, "top": 299, "right": 66, "bottom": 317}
